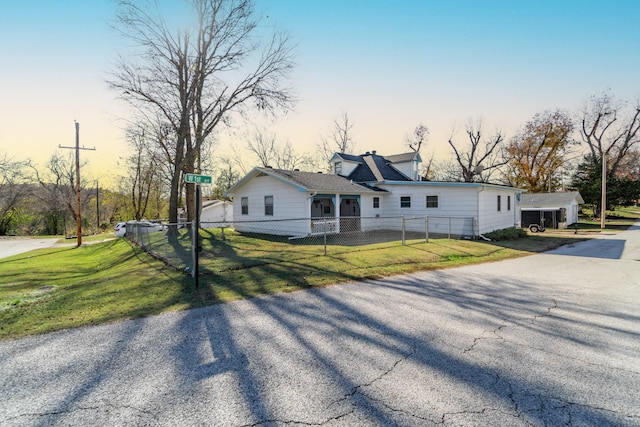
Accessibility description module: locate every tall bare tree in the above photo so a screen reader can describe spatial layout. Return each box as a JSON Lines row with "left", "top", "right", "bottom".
{"left": 121, "top": 123, "right": 168, "bottom": 220}
{"left": 447, "top": 120, "right": 507, "bottom": 182}
{"left": 110, "top": 0, "right": 295, "bottom": 225}
{"left": 503, "top": 110, "right": 575, "bottom": 192}
{"left": 318, "top": 111, "right": 357, "bottom": 164}
{"left": 580, "top": 92, "right": 640, "bottom": 178}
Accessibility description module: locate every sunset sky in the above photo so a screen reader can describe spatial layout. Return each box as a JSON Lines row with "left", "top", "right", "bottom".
{"left": 1, "top": 0, "right": 638, "bottom": 187}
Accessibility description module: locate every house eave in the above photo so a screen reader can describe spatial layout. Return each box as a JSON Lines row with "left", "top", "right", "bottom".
{"left": 377, "top": 181, "right": 524, "bottom": 191}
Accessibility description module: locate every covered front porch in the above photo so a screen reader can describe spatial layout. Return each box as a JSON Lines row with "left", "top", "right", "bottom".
{"left": 309, "top": 194, "right": 361, "bottom": 235}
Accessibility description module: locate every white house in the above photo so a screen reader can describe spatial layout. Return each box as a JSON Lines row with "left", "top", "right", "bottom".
{"left": 521, "top": 191, "right": 584, "bottom": 229}
{"left": 200, "top": 199, "right": 233, "bottom": 225}
{"left": 225, "top": 151, "right": 524, "bottom": 238}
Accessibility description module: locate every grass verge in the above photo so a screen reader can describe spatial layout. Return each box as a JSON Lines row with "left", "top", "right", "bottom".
{"left": 0, "top": 215, "right": 636, "bottom": 341}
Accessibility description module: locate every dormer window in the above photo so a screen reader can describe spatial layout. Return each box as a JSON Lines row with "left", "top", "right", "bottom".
{"left": 412, "top": 159, "right": 419, "bottom": 180}
{"left": 334, "top": 161, "right": 342, "bottom": 175}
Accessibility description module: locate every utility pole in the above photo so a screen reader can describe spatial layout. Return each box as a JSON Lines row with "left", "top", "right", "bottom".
{"left": 96, "top": 180, "right": 100, "bottom": 233}
{"left": 601, "top": 152, "right": 607, "bottom": 229}
{"left": 59, "top": 121, "right": 96, "bottom": 247}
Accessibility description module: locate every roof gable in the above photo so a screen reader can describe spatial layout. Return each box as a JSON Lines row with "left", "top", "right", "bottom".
{"left": 333, "top": 152, "right": 413, "bottom": 182}
{"left": 225, "top": 167, "right": 380, "bottom": 195}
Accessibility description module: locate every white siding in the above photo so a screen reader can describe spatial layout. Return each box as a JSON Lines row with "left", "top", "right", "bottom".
{"left": 201, "top": 202, "right": 233, "bottom": 224}
{"left": 376, "top": 184, "right": 479, "bottom": 236}
{"left": 478, "top": 188, "right": 521, "bottom": 234}
{"left": 377, "top": 185, "right": 477, "bottom": 217}
{"left": 359, "top": 193, "right": 382, "bottom": 218}
{"left": 568, "top": 202, "right": 579, "bottom": 225}
{"left": 391, "top": 162, "right": 412, "bottom": 180}
{"left": 333, "top": 159, "right": 360, "bottom": 176}
{"left": 231, "top": 175, "right": 310, "bottom": 236}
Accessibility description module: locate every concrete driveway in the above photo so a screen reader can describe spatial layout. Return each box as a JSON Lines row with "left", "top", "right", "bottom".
{"left": 1, "top": 224, "right": 639, "bottom": 426}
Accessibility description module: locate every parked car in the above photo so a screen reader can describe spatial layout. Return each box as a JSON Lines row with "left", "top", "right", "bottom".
{"left": 114, "top": 222, "right": 127, "bottom": 237}
{"left": 136, "top": 220, "right": 165, "bottom": 232}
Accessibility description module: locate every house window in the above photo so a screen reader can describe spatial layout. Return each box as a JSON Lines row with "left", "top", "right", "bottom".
{"left": 412, "top": 159, "right": 419, "bottom": 181}
{"left": 507, "top": 195, "right": 511, "bottom": 211}
{"left": 426, "top": 195, "right": 439, "bottom": 208}
{"left": 241, "top": 197, "right": 248, "bottom": 215}
{"left": 373, "top": 197, "right": 380, "bottom": 208}
{"left": 497, "top": 195, "right": 501, "bottom": 212}
{"left": 264, "top": 195, "right": 274, "bottom": 216}
{"left": 400, "top": 196, "right": 411, "bottom": 208}
{"left": 334, "top": 161, "right": 342, "bottom": 175}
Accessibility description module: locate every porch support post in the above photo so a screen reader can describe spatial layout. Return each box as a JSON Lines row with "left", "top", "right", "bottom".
{"left": 335, "top": 193, "right": 341, "bottom": 232}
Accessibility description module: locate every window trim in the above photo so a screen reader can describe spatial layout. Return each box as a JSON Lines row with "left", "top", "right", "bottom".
{"left": 373, "top": 197, "right": 380, "bottom": 209}
{"left": 400, "top": 196, "right": 411, "bottom": 208}
{"left": 241, "top": 197, "right": 248, "bottom": 215}
{"left": 334, "top": 161, "right": 342, "bottom": 175}
{"left": 507, "top": 195, "right": 511, "bottom": 211}
{"left": 264, "top": 195, "right": 274, "bottom": 216}
{"left": 425, "top": 194, "right": 439, "bottom": 209}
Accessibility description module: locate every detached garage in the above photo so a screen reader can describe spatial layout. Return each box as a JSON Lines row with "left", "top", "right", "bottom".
{"left": 521, "top": 191, "right": 584, "bottom": 230}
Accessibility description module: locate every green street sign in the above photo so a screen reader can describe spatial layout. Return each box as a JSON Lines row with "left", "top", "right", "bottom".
{"left": 185, "top": 173, "right": 212, "bottom": 184}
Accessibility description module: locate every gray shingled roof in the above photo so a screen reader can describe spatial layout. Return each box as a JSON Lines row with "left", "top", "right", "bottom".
{"left": 385, "top": 152, "right": 420, "bottom": 163}
{"left": 336, "top": 152, "right": 412, "bottom": 182}
{"left": 521, "top": 191, "right": 584, "bottom": 207}
{"left": 256, "top": 168, "right": 381, "bottom": 193}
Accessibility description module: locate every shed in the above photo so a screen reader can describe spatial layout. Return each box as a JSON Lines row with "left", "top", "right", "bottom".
{"left": 200, "top": 200, "right": 233, "bottom": 225}
{"left": 520, "top": 191, "right": 584, "bottom": 229}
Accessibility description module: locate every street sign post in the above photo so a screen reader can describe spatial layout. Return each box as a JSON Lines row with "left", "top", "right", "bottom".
{"left": 184, "top": 173, "right": 211, "bottom": 289}
{"left": 185, "top": 173, "right": 212, "bottom": 184}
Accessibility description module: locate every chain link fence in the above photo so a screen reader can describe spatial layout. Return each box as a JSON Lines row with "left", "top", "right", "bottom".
{"left": 125, "top": 216, "right": 476, "bottom": 274}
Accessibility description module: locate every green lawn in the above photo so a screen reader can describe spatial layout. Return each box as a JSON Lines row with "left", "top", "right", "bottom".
{"left": 1, "top": 212, "right": 637, "bottom": 341}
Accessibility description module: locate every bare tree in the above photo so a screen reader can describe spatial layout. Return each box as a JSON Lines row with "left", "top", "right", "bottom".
{"left": 121, "top": 123, "right": 169, "bottom": 220}
{"left": 31, "top": 152, "right": 94, "bottom": 236}
{"left": 405, "top": 123, "right": 429, "bottom": 152}
{"left": 109, "top": 0, "right": 295, "bottom": 225}
{"left": 0, "top": 153, "right": 32, "bottom": 235}
{"left": 212, "top": 157, "right": 241, "bottom": 199}
{"left": 318, "top": 111, "right": 357, "bottom": 164}
{"left": 503, "top": 110, "right": 576, "bottom": 192}
{"left": 580, "top": 92, "right": 640, "bottom": 178}
{"left": 273, "top": 141, "right": 318, "bottom": 170}
{"left": 447, "top": 120, "right": 507, "bottom": 182}
{"left": 243, "top": 127, "right": 318, "bottom": 171}
{"left": 246, "top": 128, "right": 277, "bottom": 167}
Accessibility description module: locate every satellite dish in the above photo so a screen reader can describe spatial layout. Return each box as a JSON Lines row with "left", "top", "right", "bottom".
{"left": 474, "top": 165, "right": 485, "bottom": 174}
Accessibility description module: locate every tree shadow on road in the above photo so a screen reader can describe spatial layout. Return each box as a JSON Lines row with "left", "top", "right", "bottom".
{"left": 166, "top": 268, "right": 637, "bottom": 425}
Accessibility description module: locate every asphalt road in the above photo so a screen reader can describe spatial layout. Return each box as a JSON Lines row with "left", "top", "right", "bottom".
{"left": 1, "top": 224, "right": 639, "bottom": 426}
{"left": 0, "top": 238, "right": 59, "bottom": 259}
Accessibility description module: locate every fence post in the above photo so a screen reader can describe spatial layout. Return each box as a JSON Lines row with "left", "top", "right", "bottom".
{"left": 425, "top": 216, "right": 429, "bottom": 243}
{"left": 448, "top": 217, "right": 452, "bottom": 240}
{"left": 323, "top": 217, "right": 327, "bottom": 256}
{"left": 163, "top": 227, "right": 167, "bottom": 260}
{"left": 401, "top": 215, "right": 406, "bottom": 246}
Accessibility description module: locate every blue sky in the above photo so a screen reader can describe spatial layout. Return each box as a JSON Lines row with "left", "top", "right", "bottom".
{"left": 1, "top": 0, "right": 638, "bottom": 185}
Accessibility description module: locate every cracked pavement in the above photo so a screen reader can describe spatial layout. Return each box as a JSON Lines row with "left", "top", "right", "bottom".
{"left": 1, "top": 222, "right": 639, "bottom": 426}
